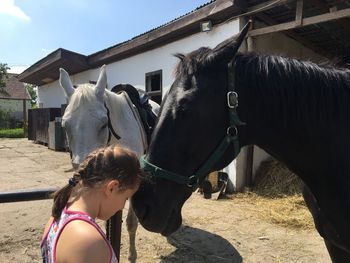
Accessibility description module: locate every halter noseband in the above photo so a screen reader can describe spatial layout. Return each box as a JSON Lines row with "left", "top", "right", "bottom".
{"left": 140, "top": 60, "right": 244, "bottom": 191}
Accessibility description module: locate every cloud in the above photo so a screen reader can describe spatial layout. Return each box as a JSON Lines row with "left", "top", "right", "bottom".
{"left": 0, "top": 0, "right": 31, "bottom": 21}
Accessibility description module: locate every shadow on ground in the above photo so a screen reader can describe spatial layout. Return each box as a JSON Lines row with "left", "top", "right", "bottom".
{"left": 160, "top": 225, "right": 242, "bottom": 263}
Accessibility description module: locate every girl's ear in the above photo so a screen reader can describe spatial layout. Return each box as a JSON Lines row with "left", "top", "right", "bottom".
{"left": 105, "top": 180, "right": 120, "bottom": 196}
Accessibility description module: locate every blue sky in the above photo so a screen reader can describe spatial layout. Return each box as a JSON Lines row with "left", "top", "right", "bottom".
{"left": 0, "top": 0, "right": 211, "bottom": 73}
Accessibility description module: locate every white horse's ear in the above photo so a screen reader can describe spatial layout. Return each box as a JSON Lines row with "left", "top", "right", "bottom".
{"left": 59, "top": 68, "right": 75, "bottom": 98}
{"left": 95, "top": 65, "right": 107, "bottom": 100}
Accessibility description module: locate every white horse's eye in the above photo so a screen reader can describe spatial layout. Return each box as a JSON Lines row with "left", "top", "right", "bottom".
{"left": 100, "top": 123, "right": 108, "bottom": 130}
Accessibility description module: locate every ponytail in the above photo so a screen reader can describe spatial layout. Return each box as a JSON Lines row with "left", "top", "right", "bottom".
{"left": 51, "top": 184, "right": 74, "bottom": 220}
{"left": 51, "top": 172, "right": 80, "bottom": 220}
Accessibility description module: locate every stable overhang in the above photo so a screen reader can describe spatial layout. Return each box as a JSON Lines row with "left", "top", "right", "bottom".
{"left": 18, "top": 49, "right": 90, "bottom": 86}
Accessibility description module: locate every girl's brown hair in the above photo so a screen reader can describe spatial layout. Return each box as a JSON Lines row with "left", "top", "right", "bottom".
{"left": 52, "top": 145, "right": 145, "bottom": 220}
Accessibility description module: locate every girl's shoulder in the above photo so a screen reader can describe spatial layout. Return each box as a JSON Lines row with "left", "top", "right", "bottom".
{"left": 56, "top": 219, "right": 110, "bottom": 263}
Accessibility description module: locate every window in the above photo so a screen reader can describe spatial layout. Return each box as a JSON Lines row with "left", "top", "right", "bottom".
{"left": 145, "top": 70, "right": 162, "bottom": 104}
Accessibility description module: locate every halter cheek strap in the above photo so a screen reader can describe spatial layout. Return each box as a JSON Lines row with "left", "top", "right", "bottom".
{"left": 104, "top": 103, "right": 121, "bottom": 143}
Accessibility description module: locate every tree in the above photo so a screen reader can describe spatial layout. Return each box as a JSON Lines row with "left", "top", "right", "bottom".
{"left": 25, "top": 84, "right": 38, "bottom": 108}
{"left": 0, "top": 63, "right": 10, "bottom": 95}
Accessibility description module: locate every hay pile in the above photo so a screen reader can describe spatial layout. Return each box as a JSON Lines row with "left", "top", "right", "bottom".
{"left": 237, "top": 158, "right": 314, "bottom": 229}
{"left": 253, "top": 158, "right": 303, "bottom": 197}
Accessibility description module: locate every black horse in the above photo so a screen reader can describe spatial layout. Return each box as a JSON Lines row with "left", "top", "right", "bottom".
{"left": 132, "top": 22, "right": 350, "bottom": 262}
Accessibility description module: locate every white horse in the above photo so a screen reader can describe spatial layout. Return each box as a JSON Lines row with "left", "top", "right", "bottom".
{"left": 59, "top": 65, "right": 159, "bottom": 262}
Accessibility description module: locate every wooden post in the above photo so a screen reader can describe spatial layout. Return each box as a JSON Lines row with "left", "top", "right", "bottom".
{"left": 295, "top": 0, "right": 304, "bottom": 27}
{"left": 23, "top": 99, "right": 27, "bottom": 137}
{"left": 245, "top": 19, "right": 255, "bottom": 188}
{"left": 106, "top": 210, "right": 123, "bottom": 262}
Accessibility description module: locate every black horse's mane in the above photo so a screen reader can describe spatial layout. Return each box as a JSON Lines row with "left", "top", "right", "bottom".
{"left": 174, "top": 49, "right": 350, "bottom": 130}
{"left": 234, "top": 53, "right": 350, "bottom": 129}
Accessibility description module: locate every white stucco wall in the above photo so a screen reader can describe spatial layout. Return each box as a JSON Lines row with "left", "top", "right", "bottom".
{"left": 37, "top": 19, "right": 240, "bottom": 108}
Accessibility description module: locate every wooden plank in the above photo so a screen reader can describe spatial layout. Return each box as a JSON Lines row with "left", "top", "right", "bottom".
{"left": 309, "top": 0, "right": 350, "bottom": 30}
{"left": 248, "top": 7, "right": 350, "bottom": 37}
{"left": 295, "top": 0, "right": 304, "bottom": 26}
{"left": 244, "top": 0, "right": 295, "bottom": 15}
{"left": 255, "top": 13, "right": 333, "bottom": 58}
{"left": 23, "top": 99, "right": 27, "bottom": 137}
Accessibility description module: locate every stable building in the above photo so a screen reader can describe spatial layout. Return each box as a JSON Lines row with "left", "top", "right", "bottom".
{"left": 19, "top": 0, "right": 350, "bottom": 190}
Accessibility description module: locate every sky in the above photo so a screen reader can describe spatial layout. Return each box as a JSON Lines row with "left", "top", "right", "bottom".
{"left": 0, "top": 0, "right": 211, "bottom": 73}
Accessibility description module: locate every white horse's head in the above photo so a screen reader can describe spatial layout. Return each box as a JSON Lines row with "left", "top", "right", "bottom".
{"left": 59, "top": 65, "right": 109, "bottom": 168}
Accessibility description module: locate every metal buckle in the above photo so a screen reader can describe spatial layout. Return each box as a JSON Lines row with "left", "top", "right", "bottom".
{"left": 187, "top": 175, "right": 199, "bottom": 188}
{"left": 227, "top": 92, "right": 238, "bottom": 108}
{"left": 227, "top": 126, "right": 238, "bottom": 137}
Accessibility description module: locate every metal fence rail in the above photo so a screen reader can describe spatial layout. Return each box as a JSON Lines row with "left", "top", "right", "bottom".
{"left": 0, "top": 188, "right": 57, "bottom": 203}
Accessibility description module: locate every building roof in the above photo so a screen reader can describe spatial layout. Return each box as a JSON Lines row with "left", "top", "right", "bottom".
{"left": 0, "top": 73, "right": 31, "bottom": 100}
{"left": 19, "top": 0, "right": 240, "bottom": 86}
{"left": 19, "top": 0, "right": 350, "bottom": 86}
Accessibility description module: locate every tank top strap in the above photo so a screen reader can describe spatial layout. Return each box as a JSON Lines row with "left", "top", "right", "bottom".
{"left": 41, "top": 207, "right": 118, "bottom": 263}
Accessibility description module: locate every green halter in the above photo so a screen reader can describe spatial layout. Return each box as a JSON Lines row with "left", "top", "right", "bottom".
{"left": 140, "top": 61, "right": 244, "bottom": 191}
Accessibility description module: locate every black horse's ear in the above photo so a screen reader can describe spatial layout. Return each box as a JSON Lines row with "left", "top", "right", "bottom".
{"left": 206, "top": 20, "right": 252, "bottom": 66}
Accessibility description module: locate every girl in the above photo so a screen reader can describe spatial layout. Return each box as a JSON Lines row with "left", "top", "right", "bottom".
{"left": 41, "top": 145, "right": 145, "bottom": 263}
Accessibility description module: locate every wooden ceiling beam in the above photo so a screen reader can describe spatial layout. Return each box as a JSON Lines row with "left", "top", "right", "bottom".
{"left": 308, "top": 0, "right": 350, "bottom": 30}
{"left": 248, "top": 7, "right": 350, "bottom": 36}
{"left": 254, "top": 12, "right": 333, "bottom": 58}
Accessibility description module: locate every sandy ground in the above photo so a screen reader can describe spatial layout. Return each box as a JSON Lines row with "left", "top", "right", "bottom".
{"left": 0, "top": 138, "right": 331, "bottom": 263}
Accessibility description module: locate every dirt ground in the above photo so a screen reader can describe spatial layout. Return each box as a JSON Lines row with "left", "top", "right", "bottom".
{"left": 0, "top": 138, "right": 331, "bottom": 263}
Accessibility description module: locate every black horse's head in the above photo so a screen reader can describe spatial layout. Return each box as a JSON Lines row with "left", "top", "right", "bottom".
{"left": 132, "top": 22, "right": 251, "bottom": 236}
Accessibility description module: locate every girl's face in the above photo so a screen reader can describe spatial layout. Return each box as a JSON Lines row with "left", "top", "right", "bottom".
{"left": 99, "top": 180, "right": 139, "bottom": 220}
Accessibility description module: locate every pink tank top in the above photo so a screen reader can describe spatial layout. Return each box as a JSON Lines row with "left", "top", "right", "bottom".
{"left": 40, "top": 206, "right": 117, "bottom": 263}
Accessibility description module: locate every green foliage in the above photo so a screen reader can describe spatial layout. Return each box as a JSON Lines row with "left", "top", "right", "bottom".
{"left": 25, "top": 84, "right": 38, "bottom": 107}
{"left": 0, "top": 128, "right": 24, "bottom": 138}
{"left": 0, "top": 63, "right": 10, "bottom": 95}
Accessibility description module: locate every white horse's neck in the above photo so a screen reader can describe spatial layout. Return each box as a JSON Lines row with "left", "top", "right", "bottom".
{"left": 104, "top": 90, "right": 147, "bottom": 157}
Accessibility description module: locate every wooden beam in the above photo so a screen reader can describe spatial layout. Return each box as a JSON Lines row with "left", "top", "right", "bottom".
{"left": 23, "top": 99, "right": 27, "bottom": 137}
{"left": 248, "top": 7, "right": 350, "bottom": 37}
{"left": 226, "top": 0, "right": 296, "bottom": 23}
{"left": 255, "top": 13, "right": 333, "bottom": 58}
{"left": 244, "top": 0, "right": 295, "bottom": 15}
{"left": 295, "top": 0, "right": 304, "bottom": 26}
{"left": 309, "top": 0, "right": 350, "bottom": 31}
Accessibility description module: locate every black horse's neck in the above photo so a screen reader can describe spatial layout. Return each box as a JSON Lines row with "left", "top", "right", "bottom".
{"left": 234, "top": 52, "right": 350, "bottom": 183}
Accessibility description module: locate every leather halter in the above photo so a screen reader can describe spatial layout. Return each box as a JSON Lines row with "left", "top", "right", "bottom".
{"left": 140, "top": 60, "right": 244, "bottom": 191}
{"left": 104, "top": 103, "right": 121, "bottom": 143}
